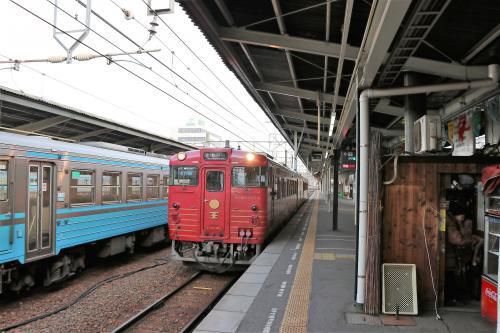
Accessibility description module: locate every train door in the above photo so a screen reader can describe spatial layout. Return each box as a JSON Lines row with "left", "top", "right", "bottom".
{"left": 26, "top": 163, "right": 55, "bottom": 260}
{"left": 202, "top": 168, "right": 226, "bottom": 238}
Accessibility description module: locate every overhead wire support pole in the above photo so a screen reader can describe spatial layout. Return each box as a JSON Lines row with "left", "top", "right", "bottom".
{"left": 53, "top": 0, "right": 91, "bottom": 63}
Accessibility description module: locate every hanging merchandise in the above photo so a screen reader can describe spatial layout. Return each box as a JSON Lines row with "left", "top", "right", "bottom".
{"left": 452, "top": 113, "right": 475, "bottom": 156}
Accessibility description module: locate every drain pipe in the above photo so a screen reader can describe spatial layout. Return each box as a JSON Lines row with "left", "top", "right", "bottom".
{"left": 355, "top": 64, "right": 499, "bottom": 306}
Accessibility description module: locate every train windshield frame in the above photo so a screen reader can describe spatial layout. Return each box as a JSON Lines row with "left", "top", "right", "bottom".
{"left": 170, "top": 166, "right": 199, "bottom": 186}
{"left": 231, "top": 166, "right": 268, "bottom": 187}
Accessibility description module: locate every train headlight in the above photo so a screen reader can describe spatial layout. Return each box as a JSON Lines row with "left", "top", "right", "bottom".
{"left": 177, "top": 152, "right": 186, "bottom": 161}
{"left": 239, "top": 229, "right": 245, "bottom": 237}
{"left": 245, "top": 230, "right": 252, "bottom": 237}
{"left": 246, "top": 152, "right": 255, "bottom": 161}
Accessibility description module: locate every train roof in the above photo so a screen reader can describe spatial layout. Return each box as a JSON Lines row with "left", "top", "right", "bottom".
{"left": 0, "top": 131, "right": 168, "bottom": 166}
{"left": 171, "top": 148, "right": 305, "bottom": 180}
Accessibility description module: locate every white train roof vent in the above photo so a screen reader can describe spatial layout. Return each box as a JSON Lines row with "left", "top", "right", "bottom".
{"left": 382, "top": 263, "right": 418, "bottom": 315}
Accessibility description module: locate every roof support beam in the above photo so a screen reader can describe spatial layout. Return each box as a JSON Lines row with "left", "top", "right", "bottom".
{"left": 277, "top": 109, "right": 330, "bottom": 123}
{"left": 462, "top": 22, "right": 500, "bottom": 63}
{"left": 71, "top": 128, "right": 112, "bottom": 141}
{"left": 404, "top": 57, "right": 490, "bottom": 81}
{"left": 218, "top": 27, "right": 360, "bottom": 61}
{"left": 285, "top": 124, "right": 328, "bottom": 137}
{"left": 333, "top": 0, "right": 412, "bottom": 146}
{"left": 374, "top": 98, "right": 405, "bottom": 116}
{"left": 14, "top": 115, "right": 69, "bottom": 132}
{"left": 255, "top": 82, "right": 344, "bottom": 105}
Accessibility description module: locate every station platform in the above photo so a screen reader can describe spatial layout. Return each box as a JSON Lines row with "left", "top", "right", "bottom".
{"left": 195, "top": 192, "right": 494, "bottom": 333}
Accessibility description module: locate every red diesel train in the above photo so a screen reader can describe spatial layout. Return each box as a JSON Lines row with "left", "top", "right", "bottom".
{"left": 168, "top": 147, "right": 308, "bottom": 270}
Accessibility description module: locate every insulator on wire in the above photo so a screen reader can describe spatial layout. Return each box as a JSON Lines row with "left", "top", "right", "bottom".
{"left": 73, "top": 54, "right": 97, "bottom": 61}
{"left": 148, "top": 16, "right": 159, "bottom": 39}
{"left": 47, "top": 56, "right": 66, "bottom": 63}
{"left": 121, "top": 8, "right": 134, "bottom": 20}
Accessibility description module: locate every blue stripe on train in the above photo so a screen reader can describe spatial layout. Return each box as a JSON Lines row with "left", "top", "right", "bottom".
{"left": 56, "top": 205, "right": 167, "bottom": 254}
{"left": 0, "top": 200, "right": 168, "bottom": 264}
{"left": 26, "top": 151, "right": 168, "bottom": 171}
{"left": 56, "top": 199, "right": 167, "bottom": 215}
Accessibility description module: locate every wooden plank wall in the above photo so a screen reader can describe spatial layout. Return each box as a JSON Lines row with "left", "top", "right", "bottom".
{"left": 382, "top": 159, "right": 481, "bottom": 307}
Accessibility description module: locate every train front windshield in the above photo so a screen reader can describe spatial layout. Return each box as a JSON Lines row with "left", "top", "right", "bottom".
{"left": 170, "top": 166, "right": 199, "bottom": 186}
{"left": 231, "top": 166, "right": 268, "bottom": 187}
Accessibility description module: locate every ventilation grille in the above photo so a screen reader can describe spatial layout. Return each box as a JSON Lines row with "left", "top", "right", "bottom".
{"left": 382, "top": 263, "right": 418, "bottom": 315}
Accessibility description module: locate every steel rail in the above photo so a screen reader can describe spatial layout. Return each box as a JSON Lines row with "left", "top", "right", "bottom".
{"left": 111, "top": 271, "right": 202, "bottom": 333}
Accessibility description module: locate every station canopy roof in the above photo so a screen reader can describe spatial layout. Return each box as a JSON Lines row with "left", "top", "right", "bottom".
{"left": 180, "top": 0, "right": 500, "bottom": 173}
{"left": 0, "top": 85, "right": 193, "bottom": 156}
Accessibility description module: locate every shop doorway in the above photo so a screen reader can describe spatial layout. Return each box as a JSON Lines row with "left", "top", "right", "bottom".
{"left": 440, "top": 173, "right": 484, "bottom": 310}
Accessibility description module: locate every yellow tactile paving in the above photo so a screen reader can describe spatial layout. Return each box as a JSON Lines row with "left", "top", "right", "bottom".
{"left": 313, "top": 252, "right": 355, "bottom": 261}
{"left": 279, "top": 193, "right": 319, "bottom": 333}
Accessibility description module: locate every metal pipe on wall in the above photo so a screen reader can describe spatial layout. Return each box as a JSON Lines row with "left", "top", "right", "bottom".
{"left": 355, "top": 63, "right": 499, "bottom": 306}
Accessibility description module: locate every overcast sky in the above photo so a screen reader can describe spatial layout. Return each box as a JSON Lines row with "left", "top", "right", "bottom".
{"left": 0, "top": 0, "right": 307, "bottom": 171}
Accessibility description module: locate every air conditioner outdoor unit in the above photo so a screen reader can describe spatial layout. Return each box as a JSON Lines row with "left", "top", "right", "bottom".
{"left": 382, "top": 263, "right": 418, "bottom": 315}
{"left": 413, "top": 115, "right": 441, "bottom": 153}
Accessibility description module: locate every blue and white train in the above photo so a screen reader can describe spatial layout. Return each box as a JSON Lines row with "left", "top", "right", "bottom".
{"left": 0, "top": 132, "right": 169, "bottom": 294}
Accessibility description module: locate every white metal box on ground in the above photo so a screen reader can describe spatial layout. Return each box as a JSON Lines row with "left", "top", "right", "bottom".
{"left": 382, "top": 263, "right": 418, "bottom": 315}
{"left": 414, "top": 115, "right": 441, "bottom": 153}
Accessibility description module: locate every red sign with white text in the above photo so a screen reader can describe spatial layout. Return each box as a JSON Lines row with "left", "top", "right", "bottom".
{"left": 482, "top": 275, "right": 497, "bottom": 324}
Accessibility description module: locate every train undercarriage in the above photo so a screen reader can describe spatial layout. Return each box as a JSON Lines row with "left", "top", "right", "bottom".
{"left": 171, "top": 240, "right": 261, "bottom": 272}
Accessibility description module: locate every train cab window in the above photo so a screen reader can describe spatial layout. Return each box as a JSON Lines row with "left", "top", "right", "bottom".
{"left": 170, "top": 166, "right": 199, "bottom": 186}
{"left": 102, "top": 172, "right": 121, "bottom": 203}
{"left": 232, "top": 167, "right": 267, "bottom": 187}
{"left": 70, "top": 170, "right": 95, "bottom": 205}
{"left": 127, "top": 173, "right": 143, "bottom": 201}
{"left": 206, "top": 171, "right": 224, "bottom": 192}
{"left": 146, "top": 175, "right": 160, "bottom": 200}
{"left": 163, "top": 176, "right": 169, "bottom": 198}
{"left": 0, "top": 161, "right": 8, "bottom": 201}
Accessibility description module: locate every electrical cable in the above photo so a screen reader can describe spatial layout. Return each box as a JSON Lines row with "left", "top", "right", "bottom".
{"left": 75, "top": 0, "right": 269, "bottom": 139}
{"left": 422, "top": 206, "right": 442, "bottom": 321}
{"left": 0, "top": 52, "right": 175, "bottom": 135}
{"left": 10, "top": 1, "right": 267, "bottom": 151}
{"left": 139, "top": 0, "right": 268, "bottom": 129}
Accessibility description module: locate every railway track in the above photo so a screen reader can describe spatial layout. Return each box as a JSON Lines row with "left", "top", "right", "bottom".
{"left": 112, "top": 271, "right": 239, "bottom": 333}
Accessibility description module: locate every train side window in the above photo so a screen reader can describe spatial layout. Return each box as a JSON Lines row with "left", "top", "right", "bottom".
{"left": 70, "top": 169, "right": 95, "bottom": 205}
{"left": 127, "top": 173, "right": 143, "bottom": 201}
{"left": 0, "top": 161, "right": 8, "bottom": 201}
{"left": 163, "top": 176, "right": 169, "bottom": 198}
{"left": 102, "top": 172, "right": 121, "bottom": 203}
{"left": 146, "top": 175, "right": 160, "bottom": 200}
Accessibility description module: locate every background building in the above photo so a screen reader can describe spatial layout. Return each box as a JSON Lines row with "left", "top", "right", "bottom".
{"left": 177, "top": 118, "right": 222, "bottom": 148}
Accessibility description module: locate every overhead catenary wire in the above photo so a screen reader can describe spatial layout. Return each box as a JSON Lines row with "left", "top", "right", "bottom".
{"left": 0, "top": 52, "right": 177, "bottom": 137}
{"left": 75, "top": 0, "right": 269, "bottom": 139}
{"left": 49, "top": 0, "right": 255, "bottom": 139}
{"left": 41, "top": 1, "right": 270, "bottom": 152}
{"left": 139, "top": 0, "right": 267, "bottom": 129}
{"left": 9, "top": 0, "right": 268, "bottom": 151}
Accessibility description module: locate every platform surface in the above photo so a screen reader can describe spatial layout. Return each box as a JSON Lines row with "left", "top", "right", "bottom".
{"left": 195, "top": 192, "right": 494, "bottom": 333}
